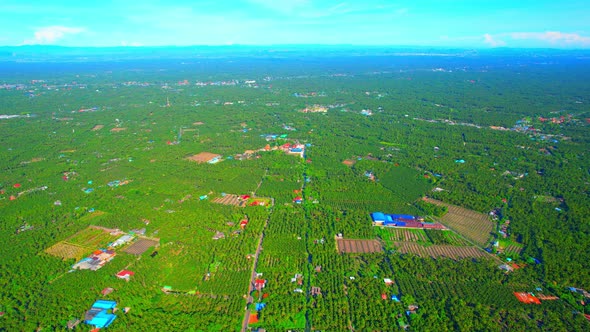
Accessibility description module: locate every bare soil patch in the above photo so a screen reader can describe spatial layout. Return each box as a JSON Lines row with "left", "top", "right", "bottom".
{"left": 212, "top": 194, "right": 243, "bottom": 206}
{"left": 124, "top": 238, "right": 159, "bottom": 255}
{"left": 187, "top": 152, "right": 221, "bottom": 163}
{"left": 337, "top": 239, "right": 383, "bottom": 253}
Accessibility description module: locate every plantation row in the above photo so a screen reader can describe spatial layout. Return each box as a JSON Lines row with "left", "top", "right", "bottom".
{"left": 394, "top": 242, "right": 489, "bottom": 259}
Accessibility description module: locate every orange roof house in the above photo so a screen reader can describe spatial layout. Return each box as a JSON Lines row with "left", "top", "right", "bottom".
{"left": 248, "top": 313, "right": 259, "bottom": 324}
{"left": 514, "top": 292, "right": 541, "bottom": 304}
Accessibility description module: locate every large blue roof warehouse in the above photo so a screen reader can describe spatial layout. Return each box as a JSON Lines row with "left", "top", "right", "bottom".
{"left": 85, "top": 300, "right": 117, "bottom": 329}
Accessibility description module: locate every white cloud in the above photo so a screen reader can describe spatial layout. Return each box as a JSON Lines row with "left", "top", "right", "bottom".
{"left": 23, "top": 26, "right": 85, "bottom": 45}
{"left": 121, "top": 41, "right": 143, "bottom": 47}
{"left": 510, "top": 31, "right": 590, "bottom": 46}
{"left": 483, "top": 33, "right": 506, "bottom": 47}
{"left": 247, "top": 0, "right": 308, "bottom": 13}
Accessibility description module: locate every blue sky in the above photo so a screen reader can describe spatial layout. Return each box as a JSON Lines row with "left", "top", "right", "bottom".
{"left": 1, "top": 0, "right": 589, "bottom": 48}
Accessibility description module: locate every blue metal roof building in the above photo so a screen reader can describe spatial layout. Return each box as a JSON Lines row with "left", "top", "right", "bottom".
{"left": 85, "top": 300, "right": 117, "bottom": 329}
{"left": 371, "top": 212, "right": 416, "bottom": 223}
{"left": 370, "top": 212, "right": 386, "bottom": 222}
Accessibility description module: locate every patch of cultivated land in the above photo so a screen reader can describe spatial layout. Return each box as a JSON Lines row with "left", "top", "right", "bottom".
{"left": 124, "top": 238, "right": 159, "bottom": 255}
{"left": 212, "top": 194, "right": 243, "bottom": 206}
{"left": 187, "top": 152, "right": 220, "bottom": 163}
{"left": 423, "top": 197, "right": 494, "bottom": 246}
{"left": 336, "top": 239, "right": 383, "bottom": 253}
{"left": 387, "top": 228, "right": 428, "bottom": 242}
{"left": 45, "top": 226, "right": 119, "bottom": 260}
{"left": 394, "top": 242, "right": 488, "bottom": 259}
{"left": 45, "top": 242, "right": 89, "bottom": 260}
{"left": 504, "top": 244, "right": 524, "bottom": 256}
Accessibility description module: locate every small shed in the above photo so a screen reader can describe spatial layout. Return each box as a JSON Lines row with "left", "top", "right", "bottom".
{"left": 101, "top": 287, "right": 114, "bottom": 296}
{"left": 67, "top": 318, "right": 80, "bottom": 329}
{"left": 311, "top": 287, "right": 322, "bottom": 296}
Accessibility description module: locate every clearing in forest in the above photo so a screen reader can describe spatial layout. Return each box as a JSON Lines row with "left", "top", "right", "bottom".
{"left": 423, "top": 197, "right": 494, "bottom": 246}
{"left": 336, "top": 238, "right": 383, "bottom": 253}
{"left": 45, "top": 226, "right": 119, "bottom": 260}
{"left": 187, "top": 152, "right": 222, "bottom": 163}
{"left": 124, "top": 238, "right": 159, "bottom": 255}
{"left": 45, "top": 242, "right": 89, "bottom": 260}
{"left": 212, "top": 194, "right": 244, "bottom": 206}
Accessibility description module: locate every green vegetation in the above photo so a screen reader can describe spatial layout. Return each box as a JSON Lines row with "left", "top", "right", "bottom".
{"left": 0, "top": 50, "right": 589, "bottom": 331}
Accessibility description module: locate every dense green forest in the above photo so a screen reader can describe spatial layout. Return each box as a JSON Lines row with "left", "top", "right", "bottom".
{"left": 0, "top": 50, "right": 589, "bottom": 331}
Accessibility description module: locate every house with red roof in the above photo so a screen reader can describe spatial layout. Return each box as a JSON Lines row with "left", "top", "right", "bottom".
{"left": 116, "top": 270, "right": 135, "bottom": 281}
{"left": 240, "top": 219, "right": 249, "bottom": 229}
{"left": 254, "top": 279, "right": 267, "bottom": 290}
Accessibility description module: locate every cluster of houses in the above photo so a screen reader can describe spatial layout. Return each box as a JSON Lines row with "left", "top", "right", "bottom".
{"left": 107, "top": 179, "right": 131, "bottom": 188}
{"left": 258, "top": 141, "right": 306, "bottom": 158}
{"left": 299, "top": 104, "right": 328, "bottom": 113}
{"left": 280, "top": 143, "right": 305, "bottom": 158}
{"left": 498, "top": 220, "right": 510, "bottom": 238}
{"left": 370, "top": 212, "right": 446, "bottom": 230}
{"left": 72, "top": 234, "right": 135, "bottom": 271}
{"left": 72, "top": 249, "right": 116, "bottom": 271}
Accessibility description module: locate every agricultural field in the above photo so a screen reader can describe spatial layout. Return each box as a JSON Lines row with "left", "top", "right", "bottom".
{"left": 394, "top": 242, "right": 489, "bottom": 259}
{"left": 45, "top": 242, "right": 89, "bottom": 260}
{"left": 123, "top": 238, "right": 159, "bottom": 255}
{"left": 45, "top": 226, "right": 120, "bottom": 260}
{"left": 0, "top": 47, "right": 589, "bottom": 331}
{"left": 503, "top": 243, "right": 525, "bottom": 256}
{"left": 212, "top": 194, "right": 245, "bottom": 207}
{"left": 336, "top": 238, "right": 383, "bottom": 253}
{"left": 424, "top": 197, "right": 494, "bottom": 246}
{"left": 384, "top": 228, "right": 429, "bottom": 242}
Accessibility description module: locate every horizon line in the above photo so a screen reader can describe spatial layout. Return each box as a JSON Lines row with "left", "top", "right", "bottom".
{"left": 1, "top": 44, "right": 590, "bottom": 51}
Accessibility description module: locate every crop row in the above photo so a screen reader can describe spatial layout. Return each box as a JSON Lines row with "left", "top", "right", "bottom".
{"left": 394, "top": 242, "right": 489, "bottom": 259}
